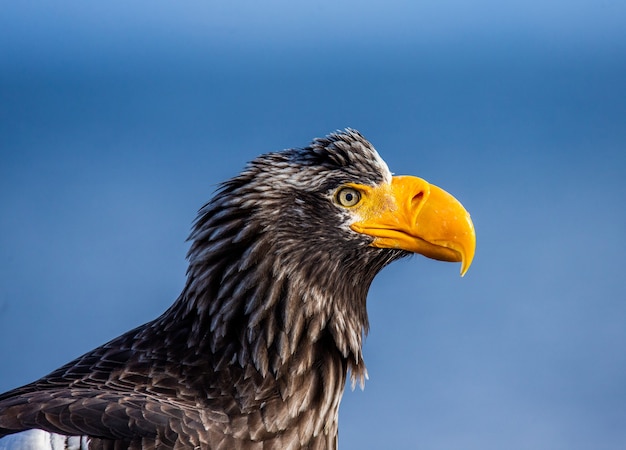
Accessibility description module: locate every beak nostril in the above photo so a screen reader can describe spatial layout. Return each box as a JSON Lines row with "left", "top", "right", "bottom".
{"left": 412, "top": 191, "right": 424, "bottom": 205}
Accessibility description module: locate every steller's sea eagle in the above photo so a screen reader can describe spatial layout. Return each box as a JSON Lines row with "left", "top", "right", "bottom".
{"left": 0, "top": 130, "right": 475, "bottom": 449}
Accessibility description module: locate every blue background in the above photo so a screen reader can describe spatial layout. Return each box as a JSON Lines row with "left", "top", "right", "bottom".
{"left": 1, "top": 2, "right": 625, "bottom": 448}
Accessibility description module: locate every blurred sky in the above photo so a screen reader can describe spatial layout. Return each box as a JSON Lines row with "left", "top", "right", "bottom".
{"left": 1, "top": 1, "right": 625, "bottom": 449}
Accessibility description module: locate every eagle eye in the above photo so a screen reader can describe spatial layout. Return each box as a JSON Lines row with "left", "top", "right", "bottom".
{"left": 335, "top": 187, "right": 362, "bottom": 207}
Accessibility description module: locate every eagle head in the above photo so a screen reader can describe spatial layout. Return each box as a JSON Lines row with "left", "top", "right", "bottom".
{"left": 183, "top": 129, "right": 475, "bottom": 382}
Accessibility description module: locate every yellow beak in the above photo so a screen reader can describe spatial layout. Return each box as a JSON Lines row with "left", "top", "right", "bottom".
{"left": 350, "top": 176, "right": 476, "bottom": 276}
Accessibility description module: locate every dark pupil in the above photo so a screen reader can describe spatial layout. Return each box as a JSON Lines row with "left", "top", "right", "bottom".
{"left": 344, "top": 192, "right": 354, "bottom": 202}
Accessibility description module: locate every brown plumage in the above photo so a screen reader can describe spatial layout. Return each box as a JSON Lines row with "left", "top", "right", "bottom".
{"left": 0, "top": 130, "right": 475, "bottom": 449}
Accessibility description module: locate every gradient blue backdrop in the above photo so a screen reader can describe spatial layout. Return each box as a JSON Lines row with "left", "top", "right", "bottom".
{"left": 1, "top": 2, "right": 625, "bottom": 449}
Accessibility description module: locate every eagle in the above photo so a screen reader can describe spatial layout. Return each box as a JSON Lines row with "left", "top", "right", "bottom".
{"left": 0, "top": 130, "right": 475, "bottom": 449}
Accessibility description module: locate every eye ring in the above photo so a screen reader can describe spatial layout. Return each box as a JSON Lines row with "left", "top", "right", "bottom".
{"left": 335, "top": 187, "right": 362, "bottom": 207}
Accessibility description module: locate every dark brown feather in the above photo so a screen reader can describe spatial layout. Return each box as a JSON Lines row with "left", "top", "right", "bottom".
{"left": 0, "top": 130, "right": 406, "bottom": 449}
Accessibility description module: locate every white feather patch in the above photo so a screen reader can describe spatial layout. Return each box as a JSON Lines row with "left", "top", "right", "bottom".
{"left": 0, "top": 430, "right": 89, "bottom": 450}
